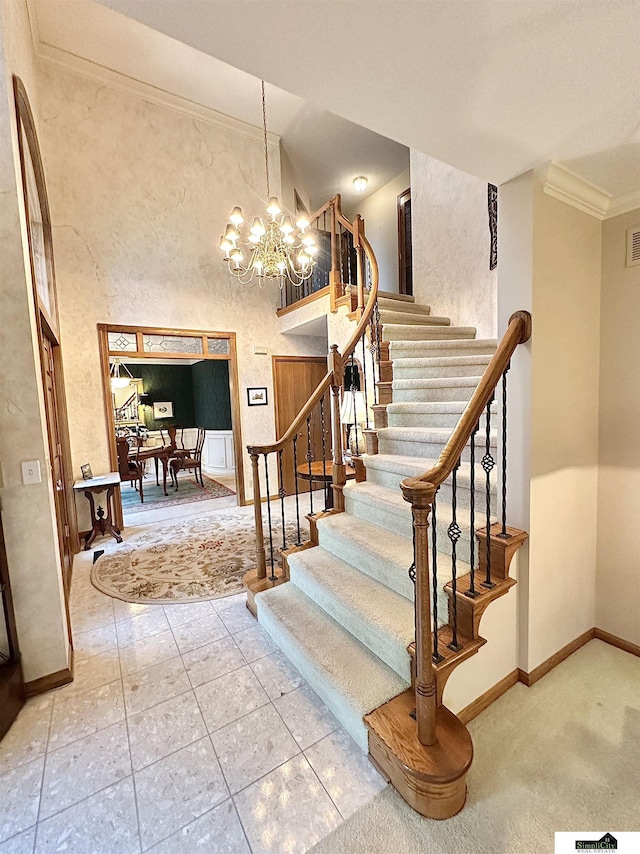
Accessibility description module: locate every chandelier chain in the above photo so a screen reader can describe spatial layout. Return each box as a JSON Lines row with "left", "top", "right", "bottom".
{"left": 262, "top": 80, "right": 270, "bottom": 199}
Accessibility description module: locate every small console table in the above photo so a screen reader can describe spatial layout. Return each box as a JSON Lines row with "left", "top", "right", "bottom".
{"left": 73, "top": 472, "right": 123, "bottom": 550}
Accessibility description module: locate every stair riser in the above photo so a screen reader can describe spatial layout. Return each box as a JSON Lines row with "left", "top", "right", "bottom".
{"left": 317, "top": 524, "right": 415, "bottom": 601}
{"left": 390, "top": 343, "right": 495, "bottom": 359}
{"left": 387, "top": 411, "right": 462, "bottom": 429}
{"left": 383, "top": 326, "right": 476, "bottom": 342}
{"left": 378, "top": 437, "right": 494, "bottom": 460}
{"left": 366, "top": 467, "right": 498, "bottom": 510}
{"left": 344, "top": 491, "right": 482, "bottom": 564}
{"left": 257, "top": 599, "right": 371, "bottom": 750}
{"left": 393, "top": 385, "right": 476, "bottom": 403}
{"left": 379, "top": 312, "right": 450, "bottom": 327}
{"left": 288, "top": 562, "right": 412, "bottom": 682}
{"left": 394, "top": 363, "right": 491, "bottom": 380}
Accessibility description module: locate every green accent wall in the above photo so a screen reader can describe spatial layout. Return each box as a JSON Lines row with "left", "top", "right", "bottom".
{"left": 192, "top": 360, "right": 232, "bottom": 430}
{"left": 125, "top": 363, "right": 195, "bottom": 430}
{"left": 124, "top": 361, "right": 232, "bottom": 432}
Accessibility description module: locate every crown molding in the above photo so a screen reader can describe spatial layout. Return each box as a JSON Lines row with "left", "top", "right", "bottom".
{"left": 606, "top": 190, "right": 640, "bottom": 220}
{"left": 542, "top": 162, "right": 611, "bottom": 220}
{"left": 542, "top": 161, "right": 640, "bottom": 221}
{"left": 35, "top": 41, "right": 281, "bottom": 149}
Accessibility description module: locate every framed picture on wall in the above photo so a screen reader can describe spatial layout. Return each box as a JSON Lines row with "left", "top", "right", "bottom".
{"left": 153, "top": 401, "right": 173, "bottom": 419}
{"left": 247, "top": 387, "right": 268, "bottom": 406}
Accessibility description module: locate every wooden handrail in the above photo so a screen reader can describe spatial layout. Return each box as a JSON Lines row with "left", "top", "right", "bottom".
{"left": 401, "top": 309, "right": 532, "bottom": 497}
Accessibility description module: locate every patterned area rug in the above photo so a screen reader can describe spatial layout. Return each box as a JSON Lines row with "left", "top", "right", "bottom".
{"left": 121, "top": 473, "right": 235, "bottom": 514}
{"left": 91, "top": 507, "right": 307, "bottom": 603}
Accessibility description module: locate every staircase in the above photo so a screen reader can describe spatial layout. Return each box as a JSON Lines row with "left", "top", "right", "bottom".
{"left": 245, "top": 197, "right": 530, "bottom": 820}
{"left": 256, "top": 295, "right": 498, "bottom": 749}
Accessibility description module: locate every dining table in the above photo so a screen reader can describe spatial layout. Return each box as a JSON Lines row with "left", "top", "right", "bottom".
{"left": 128, "top": 443, "right": 178, "bottom": 496}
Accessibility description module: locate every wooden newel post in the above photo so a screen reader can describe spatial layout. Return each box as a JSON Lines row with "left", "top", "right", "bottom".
{"left": 328, "top": 344, "right": 346, "bottom": 511}
{"left": 250, "top": 452, "right": 267, "bottom": 579}
{"left": 403, "top": 479, "right": 438, "bottom": 746}
{"left": 329, "top": 198, "right": 342, "bottom": 312}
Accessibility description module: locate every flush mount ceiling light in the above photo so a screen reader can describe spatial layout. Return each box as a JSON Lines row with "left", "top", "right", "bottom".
{"left": 219, "top": 81, "right": 317, "bottom": 288}
{"left": 353, "top": 176, "right": 368, "bottom": 192}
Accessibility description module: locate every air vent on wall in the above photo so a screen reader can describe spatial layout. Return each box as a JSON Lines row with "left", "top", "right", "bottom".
{"left": 627, "top": 226, "right": 640, "bottom": 267}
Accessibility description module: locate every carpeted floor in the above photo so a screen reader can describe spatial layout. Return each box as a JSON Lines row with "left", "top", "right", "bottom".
{"left": 120, "top": 473, "right": 235, "bottom": 514}
{"left": 310, "top": 640, "right": 640, "bottom": 854}
{"left": 92, "top": 505, "right": 307, "bottom": 604}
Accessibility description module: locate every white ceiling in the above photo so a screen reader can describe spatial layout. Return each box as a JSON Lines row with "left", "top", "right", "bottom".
{"left": 30, "top": 0, "right": 409, "bottom": 209}
{"left": 87, "top": 0, "right": 640, "bottom": 202}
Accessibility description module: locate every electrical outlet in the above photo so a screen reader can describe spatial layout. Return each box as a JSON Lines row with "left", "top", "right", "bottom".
{"left": 21, "top": 460, "right": 42, "bottom": 485}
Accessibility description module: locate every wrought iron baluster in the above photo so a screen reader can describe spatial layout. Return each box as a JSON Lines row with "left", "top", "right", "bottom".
{"left": 447, "top": 463, "right": 462, "bottom": 651}
{"left": 431, "top": 490, "right": 444, "bottom": 663}
{"left": 350, "top": 352, "right": 357, "bottom": 455}
{"left": 263, "top": 454, "right": 276, "bottom": 581}
{"left": 277, "top": 450, "right": 286, "bottom": 552}
{"left": 465, "top": 424, "right": 480, "bottom": 599}
{"left": 361, "top": 331, "right": 370, "bottom": 429}
{"left": 373, "top": 299, "right": 381, "bottom": 364}
{"left": 369, "top": 317, "right": 378, "bottom": 406}
{"left": 292, "top": 435, "right": 302, "bottom": 546}
{"left": 498, "top": 364, "right": 510, "bottom": 538}
{"left": 320, "top": 397, "right": 328, "bottom": 511}
{"left": 347, "top": 230, "right": 352, "bottom": 285}
{"left": 306, "top": 414, "right": 314, "bottom": 515}
{"left": 482, "top": 394, "right": 496, "bottom": 589}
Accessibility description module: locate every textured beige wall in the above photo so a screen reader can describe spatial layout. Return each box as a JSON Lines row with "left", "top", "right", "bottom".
{"left": 596, "top": 208, "right": 640, "bottom": 646}
{"left": 0, "top": 1, "right": 70, "bottom": 682}
{"left": 345, "top": 169, "right": 411, "bottom": 294}
{"left": 527, "top": 184, "right": 601, "bottom": 670}
{"left": 410, "top": 151, "right": 497, "bottom": 337}
{"left": 36, "top": 62, "right": 326, "bottom": 528}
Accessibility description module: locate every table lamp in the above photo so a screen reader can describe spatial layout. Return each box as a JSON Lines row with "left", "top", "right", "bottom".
{"left": 340, "top": 390, "right": 367, "bottom": 456}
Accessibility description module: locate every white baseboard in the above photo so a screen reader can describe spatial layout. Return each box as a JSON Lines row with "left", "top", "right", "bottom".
{"left": 202, "top": 464, "right": 235, "bottom": 478}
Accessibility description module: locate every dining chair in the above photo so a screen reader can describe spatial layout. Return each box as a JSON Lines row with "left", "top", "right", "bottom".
{"left": 116, "top": 438, "right": 144, "bottom": 503}
{"left": 169, "top": 427, "right": 206, "bottom": 490}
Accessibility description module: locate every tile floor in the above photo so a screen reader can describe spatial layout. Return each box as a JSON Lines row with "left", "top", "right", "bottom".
{"left": 0, "top": 539, "right": 386, "bottom": 853}
{"left": 122, "top": 473, "right": 239, "bottom": 527}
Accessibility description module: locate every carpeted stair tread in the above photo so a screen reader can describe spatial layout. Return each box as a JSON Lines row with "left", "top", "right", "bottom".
{"left": 382, "top": 324, "right": 477, "bottom": 342}
{"left": 256, "top": 584, "right": 408, "bottom": 751}
{"left": 344, "top": 481, "right": 496, "bottom": 552}
{"left": 286, "top": 548, "right": 415, "bottom": 681}
{"left": 364, "top": 453, "right": 497, "bottom": 487}
{"left": 377, "top": 298, "right": 431, "bottom": 315}
{"left": 379, "top": 311, "right": 451, "bottom": 326}
{"left": 316, "top": 513, "right": 414, "bottom": 600}
{"left": 389, "top": 338, "right": 497, "bottom": 354}
{"left": 393, "top": 355, "right": 493, "bottom": 369}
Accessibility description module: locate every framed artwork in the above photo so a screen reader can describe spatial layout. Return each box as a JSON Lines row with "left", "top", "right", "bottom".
{"left": 153, "top": 401, "right": 173, "bottom": 419}
{"left": 80, "top": 463, "right": 93, "bottom": 480}
{"left": 247, "top": 387, "right": 268, "bottom": 406}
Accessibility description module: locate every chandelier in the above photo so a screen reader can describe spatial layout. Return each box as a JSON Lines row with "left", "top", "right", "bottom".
{"left": 219, "top": 81, "right": 317, "bottom": 287}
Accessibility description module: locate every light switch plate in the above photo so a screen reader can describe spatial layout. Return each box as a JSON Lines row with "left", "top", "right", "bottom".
{"left": 21, "top": 460, "right": 42, "bottom": 485}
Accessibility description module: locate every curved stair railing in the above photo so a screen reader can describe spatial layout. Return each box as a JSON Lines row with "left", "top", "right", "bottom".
{"left": 246, "top": 196, "right": 380, "bottom": 599}
{"left": 364, "top": 309, "right": 532, "bottom": 819}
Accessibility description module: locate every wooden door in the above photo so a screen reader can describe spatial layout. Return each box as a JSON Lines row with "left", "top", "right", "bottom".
{"left": 40, "top": 332, "right": 73, "bottom": 593}
{"left": 273, "top": 356, "right": 331, "bottom": 495}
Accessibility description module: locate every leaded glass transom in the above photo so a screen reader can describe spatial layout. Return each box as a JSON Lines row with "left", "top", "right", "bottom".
{"left": 207, "top": 338, "right": 230, "bottom": 355}
{"left": 108, "top": 331, "right": 137, "bottom": 352}
{"left": 143, "top": 334, "right": 203, "bottom": 354}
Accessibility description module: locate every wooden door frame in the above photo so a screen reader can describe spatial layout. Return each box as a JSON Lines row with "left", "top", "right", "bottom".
{"left": 397, "top": 187, "right": 412, "bottom": 296}
{"left": 98, "top": 324, "right": 245, "bottom": 530}
{"left": 13, "top": 75, "right": 79, "bottom": 563}
{"left": 272, "top": 355, "right": 329, "bottom": 442}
